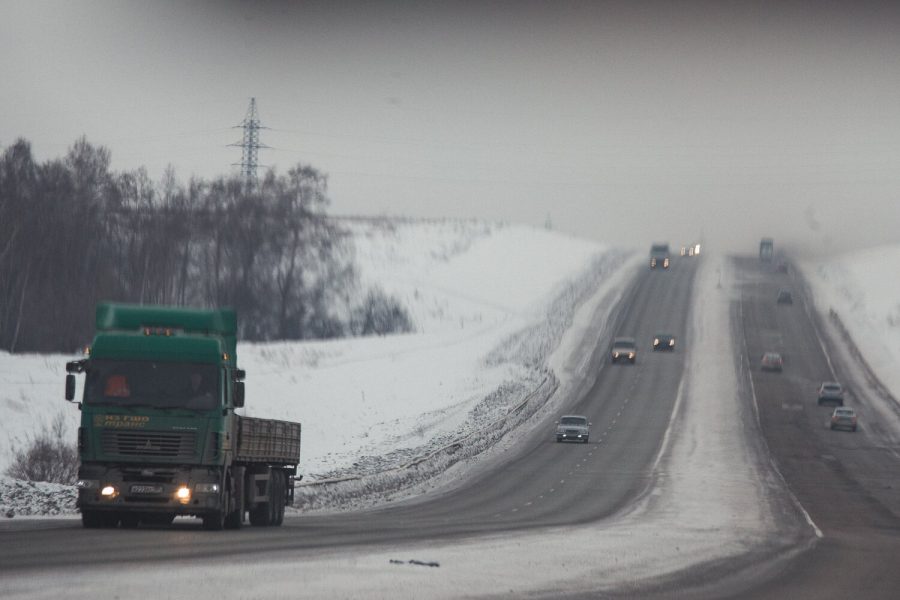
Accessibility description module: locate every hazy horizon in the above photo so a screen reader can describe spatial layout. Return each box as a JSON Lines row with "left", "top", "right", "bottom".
{"left": 3, "top": 1, "right": 899, "bottom": 257}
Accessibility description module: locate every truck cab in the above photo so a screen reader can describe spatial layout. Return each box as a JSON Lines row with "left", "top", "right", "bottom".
{"left": 759, "top": 238, "right": 774, "bottom": 262}
{"left": 650, "top": 243, "right": 670, "bottom": 269}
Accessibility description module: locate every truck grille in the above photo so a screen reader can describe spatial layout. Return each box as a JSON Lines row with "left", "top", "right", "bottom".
{"left": 101, "top": 430, "right": 197, "bottom": 460}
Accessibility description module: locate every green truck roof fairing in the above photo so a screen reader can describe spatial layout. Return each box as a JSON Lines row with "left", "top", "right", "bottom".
{"left": 93, "top": 303, "right": 237, "bottom": 366}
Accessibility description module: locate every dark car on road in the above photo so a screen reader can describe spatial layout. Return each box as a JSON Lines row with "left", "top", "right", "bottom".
{"left": 817, "top": 382, "right": 845, "bottom": 406}
{"left": 611, "top": 337, "right": 637, "bottom": 364}
{"left": 653, "top": 334, "right": 676, "bottom": 351}
{"left": 776, "top": 289, "right": 793, "bottom": 305}
{"left": 556, "top": 415, "right": 591, "bottom": 443}
{"left": 830, "top": 407, "right": 858, "bottom": 431}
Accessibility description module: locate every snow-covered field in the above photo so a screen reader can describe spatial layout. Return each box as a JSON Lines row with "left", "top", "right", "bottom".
{"left": 1, "top": 219, "right": 622, "bottom": 513}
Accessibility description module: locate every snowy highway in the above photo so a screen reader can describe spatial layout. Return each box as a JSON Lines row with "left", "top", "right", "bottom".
{"left": 4, "top": 252, "right": 900, "bottom": 598}
{"left": 1, "top": 258, "right": 701, "bottom": 597}
{"left": 726, "top": 257, "right": 900, "bottom": 599}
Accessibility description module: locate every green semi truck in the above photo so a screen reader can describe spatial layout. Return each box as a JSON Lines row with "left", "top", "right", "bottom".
{"left": 64, "top": 303, "right": 301, "bottom": 530}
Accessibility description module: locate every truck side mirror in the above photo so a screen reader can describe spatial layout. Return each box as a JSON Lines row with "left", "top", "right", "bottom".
{"left": 65, "top": 374, "right": 76, "bottom": 401}
{"left": 234, "top": 381, "right": 245, "bottom": 408}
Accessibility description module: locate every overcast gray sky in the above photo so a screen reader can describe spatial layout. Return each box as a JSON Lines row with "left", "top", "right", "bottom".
{"left": 3, "top": 1, "right": 900, "bottom": 255}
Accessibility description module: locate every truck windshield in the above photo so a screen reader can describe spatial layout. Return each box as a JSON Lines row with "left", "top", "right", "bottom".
{"left": 84, "top": 360, "right": 221, "bottom": 410}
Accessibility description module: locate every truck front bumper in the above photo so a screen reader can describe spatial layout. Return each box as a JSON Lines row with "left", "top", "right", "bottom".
{"left": 76, "top": 465, "right": 224, "bottom": 517}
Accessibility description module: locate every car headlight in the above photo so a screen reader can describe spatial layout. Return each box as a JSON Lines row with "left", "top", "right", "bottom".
{"left": 654, "top": 338, "right": 659, "bottom": 345}
{"left": 669, "top": 339, "right": 675, "bottom": 346}
{"left": 100, "top": 485, "right": 118, "bottom": 498}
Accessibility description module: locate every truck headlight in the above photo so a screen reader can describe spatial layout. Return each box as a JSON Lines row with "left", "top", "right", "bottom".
{"left": 194, "top": 483, "right": 220, "bottom": 494}
{"left": 76, "top": 479, "right": 99, "bottom": 490}
{"left": 175, "top": 486, "right": 192, "bottom": 503}
{"left": 100, "top": 485, "right": 118, "bottom": 498}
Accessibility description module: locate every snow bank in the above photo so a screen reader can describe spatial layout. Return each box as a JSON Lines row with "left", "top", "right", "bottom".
{"left": 799, "top": 245, "right": 900, "bottom": 403}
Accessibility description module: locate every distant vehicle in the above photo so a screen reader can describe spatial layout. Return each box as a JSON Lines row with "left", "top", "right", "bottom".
{"left": 760, "top": 352, "right": 783, "bottom": 372}
{"left": 776, "top": 289, "right": 793, "bottom": 305}
{"left": 760, "top": 237, "right": 774, "bottom": 262}
{"left": 653, "top": 334, "right": 676, "bottom": 351}
{"left": 650, "top": 243, "right": 670, "bottom": 269}
{"left": 611, "top": 337, "right": 637, "bottom": 364}
{"left": 817, "top": 382, "right": 845, "bottom": 406}
{"left": 556, "top": 415, "right": 591, "bottom": 443}
{"left": 830, "top": 407, "right": 858, "bottom": 431}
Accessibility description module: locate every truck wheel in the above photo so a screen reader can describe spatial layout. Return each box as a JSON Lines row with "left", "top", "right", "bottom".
{"left": 224, "top": 475, "right": 244, "bottom": 530}
{"left": 202, "top": 510, "right": 225, "bottom": 531}
{"left": 81, "top": 511, "right": 104, "bottom": 528}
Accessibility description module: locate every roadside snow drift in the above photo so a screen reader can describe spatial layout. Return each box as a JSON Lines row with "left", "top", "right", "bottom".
{"left": 800, "top": 245, "right": 900, "bottom": 404}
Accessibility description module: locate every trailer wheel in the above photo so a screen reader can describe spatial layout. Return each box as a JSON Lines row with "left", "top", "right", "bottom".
{"left": 248, "top": 504, "right": 268, "bottom": 526}
{"left": 272, "top": 471, "right": 285, "bottom": 526}
{"left": 248, "top": 472, "right": 271, "bottom": 527}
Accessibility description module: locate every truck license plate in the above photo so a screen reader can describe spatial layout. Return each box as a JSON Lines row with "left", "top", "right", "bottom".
{"left": 130, "top": 484, "right": 163, "bottom": 494}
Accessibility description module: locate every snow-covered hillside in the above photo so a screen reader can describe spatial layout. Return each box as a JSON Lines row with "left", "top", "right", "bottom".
{"left": 801, "top": 245, "right": 900, "bottom": 408}
{"left": 0, "top": 219, "right": 619, "bottom": 502}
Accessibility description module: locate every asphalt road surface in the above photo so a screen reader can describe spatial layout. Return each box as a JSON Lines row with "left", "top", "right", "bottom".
{"left": 724, "top": 257, "right": 900, "bottom": 599}
{"left": 0, "top": 260, "right": 699, "bottom": 590}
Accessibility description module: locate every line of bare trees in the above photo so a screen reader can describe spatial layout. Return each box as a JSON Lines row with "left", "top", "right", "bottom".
{"left": 0, "top": 136, "right": 411, "bottom": 353}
